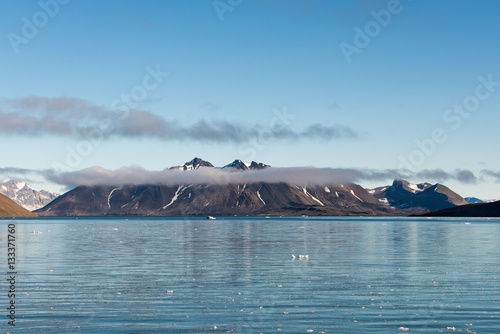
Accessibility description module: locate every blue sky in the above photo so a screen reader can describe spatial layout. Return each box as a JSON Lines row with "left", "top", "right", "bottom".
{"left": 1, "top": 0, "right": 500, "bottom": 198}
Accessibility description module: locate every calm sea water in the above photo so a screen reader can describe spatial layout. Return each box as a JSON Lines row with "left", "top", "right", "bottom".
{"left": 1, "top": 216, "right": 499, "bottom": 333}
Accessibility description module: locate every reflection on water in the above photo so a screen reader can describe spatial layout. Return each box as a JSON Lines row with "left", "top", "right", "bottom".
{"left": 1, "top": 216, "right": 499, "bottom": 333}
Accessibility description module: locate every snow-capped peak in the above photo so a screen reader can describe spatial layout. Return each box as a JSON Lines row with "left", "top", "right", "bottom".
{"left": 223, "top": 159, "right": 250, "bottom": 171}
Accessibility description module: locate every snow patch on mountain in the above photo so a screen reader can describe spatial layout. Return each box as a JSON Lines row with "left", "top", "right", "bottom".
{"left": 407, "top": 183, "right": 423, "bottom": 193}
{"left": 350, "top": 190, "right": 363, "bottom": 202}
{"left": 108, "top": 187, "right": 121, "bottom": 209}
{"left": 302, "top": 186, "right": 324, "bottom": 206}
{"left": 378, "top": 198, "right": 390, "bottom": 205}
{"left": 163, "top": 185, "right": 188, "bottom": 209}
{"left": 257, "top": 187, "right": 266, "bottom": 205}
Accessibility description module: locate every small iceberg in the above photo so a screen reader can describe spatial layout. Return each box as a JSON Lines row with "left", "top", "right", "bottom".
{"left": 207, "top": 216, "right": 216, "bottom": 220}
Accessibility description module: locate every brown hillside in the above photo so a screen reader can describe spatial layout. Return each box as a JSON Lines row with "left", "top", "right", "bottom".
{"left": 0, "top": 193, "right": 38, "bottom": 217}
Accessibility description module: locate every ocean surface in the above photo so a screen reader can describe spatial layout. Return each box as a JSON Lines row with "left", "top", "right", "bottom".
{"left": 1, "top": 216, "right": 499, "bottom": 333}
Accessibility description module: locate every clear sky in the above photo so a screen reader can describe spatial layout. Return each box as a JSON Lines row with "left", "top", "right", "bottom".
{"left": 1, "top": 0, "right": 500, "bottom": 199}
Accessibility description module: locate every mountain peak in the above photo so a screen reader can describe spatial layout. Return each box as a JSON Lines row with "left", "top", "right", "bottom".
{"left": 249, "top": 161, "right": 269, "bottom": 170}
{"left": 222, "top": 160, "right": 270, "bottom": 170}
{"left": 464, "top": 197, "right": 484, "bottom": 204}
{"left": 1, "top": 179, "right": 30, "bottom": 191}
{"left": 171, "top": 157, "right": 214, "bottom": 171}
{"left": 392, "top": 179, "right": 431, "bottom": 194}
{"left": 223, "top": 159, "right": 250, "bottom": 170}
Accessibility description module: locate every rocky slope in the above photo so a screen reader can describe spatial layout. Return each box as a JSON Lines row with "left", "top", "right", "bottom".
{"left": 0, "top": 193, "right": 38, "bottom": 217}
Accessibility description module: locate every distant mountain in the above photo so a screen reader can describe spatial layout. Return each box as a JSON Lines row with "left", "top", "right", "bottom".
{"left": 413, "top": 200, "right": 500, "bottom": 217}
{"left": 0, "top": 193, "right": 38, "bottom": 217}
{"left": 370, "top": 179, "right": 468, "bottom": 214}
{"left": 36, "top": 158, "right": 399, "bottom": 217}
{"left": 464, "top": 197, "right": 484, "bottom": 204}
{"left": 0, "top": 178, "right": 59, "bottom": 211}
{"left": 34, "top": 159, "right": 473, "bottom": 217}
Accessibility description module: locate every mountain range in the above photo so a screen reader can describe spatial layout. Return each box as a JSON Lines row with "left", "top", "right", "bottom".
{"left": 0, "top": 178, "right": 59, "bottom": 211}
{"left": 35, "top": 158, "right": 397, "bottom": 216}
{"left": 33, "top": 158, "right": 475, "bottom": 217}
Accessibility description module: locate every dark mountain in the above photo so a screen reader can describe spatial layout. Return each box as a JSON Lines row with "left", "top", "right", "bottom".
{"left": 0, "top": 193, "right": 38, "bottom": 217}
{"left": 35, "top": 158, "right": 399, "bottom": 217}
{"left": 413, "top": 200, "right": 500, "bottom": 217}
{"left": 370, "top": 179, "right": 468, "bottom": 214}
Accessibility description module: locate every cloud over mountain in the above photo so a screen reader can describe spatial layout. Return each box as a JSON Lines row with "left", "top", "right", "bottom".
{"left": 41, "top": 164, "right": 482, "bottom": 189}
{"left": 1, "top": 158, "right": 490, "bottom": 191}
